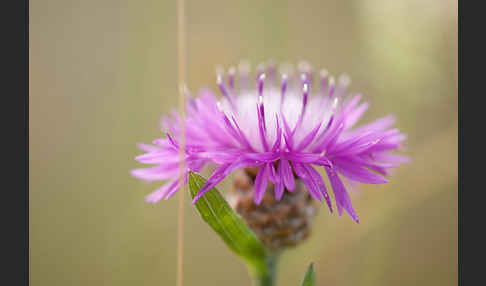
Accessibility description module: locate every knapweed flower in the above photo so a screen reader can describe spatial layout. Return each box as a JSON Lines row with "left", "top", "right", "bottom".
{"left": 131, "top": 61, "right": 408, "bottom": 223}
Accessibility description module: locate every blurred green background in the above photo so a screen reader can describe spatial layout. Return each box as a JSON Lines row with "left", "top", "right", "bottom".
{"left": 30, "top": 0, "right": 457, "bottom": 285}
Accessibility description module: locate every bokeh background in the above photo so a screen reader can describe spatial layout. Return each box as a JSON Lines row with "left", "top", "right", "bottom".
{"left": 30, "top": 0, "right": 457, "bottom": 285}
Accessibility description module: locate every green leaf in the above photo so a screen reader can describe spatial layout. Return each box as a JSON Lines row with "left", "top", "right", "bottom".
{"left": 301, "top": 263, "right": 316, "bottom": 286}
{"left": 188, "top": 171, "right": 269, "bottom": 278}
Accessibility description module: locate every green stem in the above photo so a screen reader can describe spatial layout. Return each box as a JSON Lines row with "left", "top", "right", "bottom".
{"left": 253, "top": 253, "right": 280, "bottom": 286}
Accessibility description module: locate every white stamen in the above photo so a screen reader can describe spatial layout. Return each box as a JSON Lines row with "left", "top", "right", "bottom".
{"left": 329, "top": 76, "right": 336, "bottom": 87}
{"left": 303, "top": 82, "right": 309, "bottom": 93}
{"left": 216, "top": 74, "right": 223, "bottom": 85}
{"left": 338, "top": 73, "right": 351, "bottom": 87}
{"left": 301, "top": 73, "right": 307, "bottom": 82}
{"left": 297, "top": 60, "right": 312, "bottom": 73}
{"left": 279, "top": 62, "right": 294, "bottom": 77}
{"left": 215, "top": 65, "right": 224, "bottom": 77}
{"left": 332, "top": 97, "right": 339, "bottom": 109}
{"left": 320, "top": 69, "right": 329, "bottom": 79}
{"left": 256, "top": 63, "right": 266, "bottom": 73}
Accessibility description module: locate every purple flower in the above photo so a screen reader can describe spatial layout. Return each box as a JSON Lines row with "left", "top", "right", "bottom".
{"left": 131, "top": 61, "right": 408, "bottom": 223}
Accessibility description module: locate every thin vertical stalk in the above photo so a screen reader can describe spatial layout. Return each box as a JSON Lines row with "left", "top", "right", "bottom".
{"left": 176, "top": 0, "right": 186, "bottom": 285}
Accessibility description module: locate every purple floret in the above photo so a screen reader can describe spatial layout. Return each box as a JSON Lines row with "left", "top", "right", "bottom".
{"left": 131, "top": 61, "right": 408, "bottom": 223}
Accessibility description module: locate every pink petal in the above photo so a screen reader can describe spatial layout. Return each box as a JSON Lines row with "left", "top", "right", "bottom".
{"left": 325, "top": 166, "right": 359, "bottom": 223}
{"left": 254, "top": 164, "right": 271, "bottom": 204}
{"left": 279, "top": 158, "right": 295, "bottom": 191}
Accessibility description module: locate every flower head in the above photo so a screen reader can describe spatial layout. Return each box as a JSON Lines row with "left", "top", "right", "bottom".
{"left": 131, "top": 60, "right": 408, "bottom": 223}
